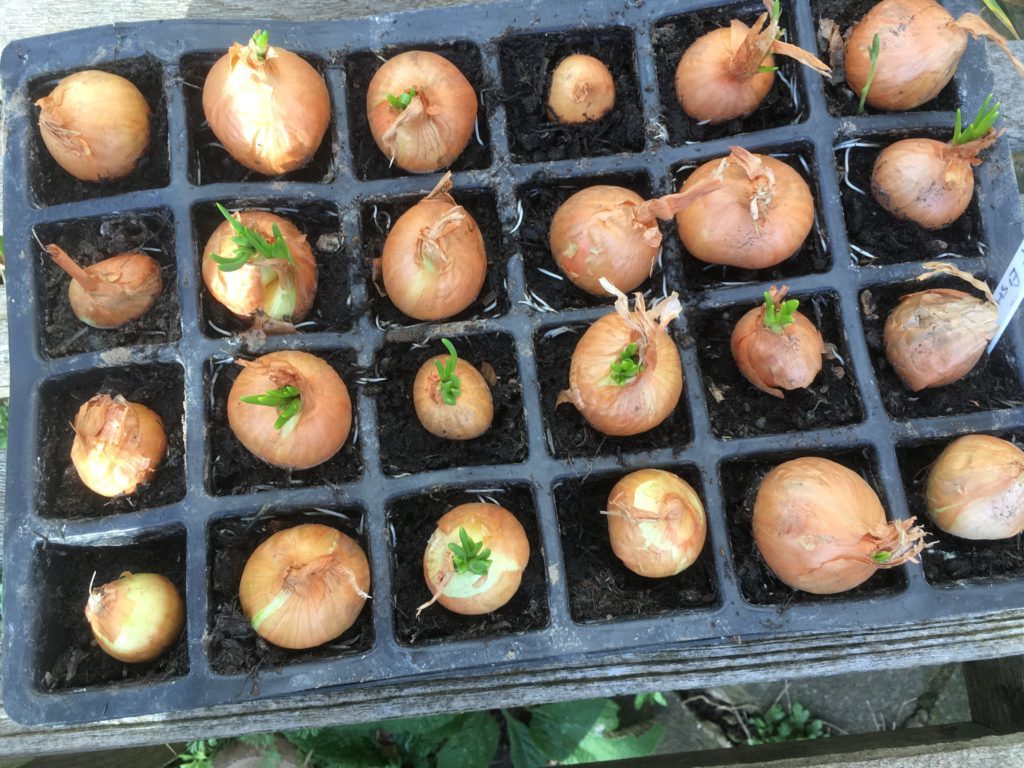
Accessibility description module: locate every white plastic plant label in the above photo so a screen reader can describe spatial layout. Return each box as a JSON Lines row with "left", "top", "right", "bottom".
{"left": 988, "top": 237, "right": 1024, "bottom": 354}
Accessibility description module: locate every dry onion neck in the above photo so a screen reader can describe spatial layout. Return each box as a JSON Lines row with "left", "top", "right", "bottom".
{"left": 434, "top": 338, "right": 462, "bottom": 405}
{"left": 762, "top": 287, "right": 798, "bottom": 334}
{"left": 598, "top": 276, "right": 682, "bottom": 376}
{"left": 417, "top": 172, "right": 465, "bottom": 273}
{"left": 381, "top": 90, "right": 443, "bottom": 167}
{"left": 717, "top": 147, "right": 776, "bottom": 225}
{"left": 954, "top": 12, "right": 1024, "bottom": 78}
{"left": 917, "top": 261, "right": 997, "bottom": 307}
{"left": 731, "top": 0, "right": 830, "bottom": 78}
{"left": 867, "top": 518, "right": 931, "bottom": 566}
{"left": 46, "top": 244, "right": 117, "bottom": 297}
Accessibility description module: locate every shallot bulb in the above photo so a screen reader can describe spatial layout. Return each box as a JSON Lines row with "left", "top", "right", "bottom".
{"left": 227, "top": 350, "right": 352, "bottom": 470}
{"left": 845, "top": 0, "right": 1024, "bottom": 112}
{"left": 240, "top": 524, "right": 371, "bottom": 650}
{"left": 413, "top": 338, "right": 493, "bottom": 440}
{"left": 675, "top": 0, "right": 829, "bottom": 124}
{"left": 71, "top": 394, "right": 167, "bottom": 498}
{"left": 605, "top": 469, "right": 707, "bottom": 578}
{"left": 675, "top": 147, "right": 814, "bottom": 270}
{"left": 36, "top": 69, "right": 151, "bottom": 182}
{"left": 926, "top": 435, "right": 1024, "bottom": 540}
{"left": 85, "top": 572, "right": 184, "bottom": 663}
{"left": 366, "top": 50, "right": 478, "bottom": 173}
{"left": 46, "top": 244, "right": 162, "bottom": 329}
{"left": 730, "top": 286, "right": 824, "bottom": 398}
{"left": 558, "top": 279, "right": 683, "bottom": 437}
{"left": 754, "top": 456, "right": 928, "bottom": 594}
{"left": 547, "top": 54, "right": 616, "bottom": 124}
{"left": 203, "top": 30, "right": 331, "bottom": 175}
{"left": 883, "top": 263, "right": 998, "bottom": 392}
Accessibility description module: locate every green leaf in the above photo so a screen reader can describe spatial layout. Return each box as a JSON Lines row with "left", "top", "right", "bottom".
{"left": 952, "top": 93, "right": 1000, "bottom": 145}
{"left": 758, "top": 64, "right": 780, "bottom": 73}
{"left": 504, "top": 713, "right": 550, "bottom": 768}
{"left": 0, "top": 400, "right": 7, "bottom": 450}
{"left": 449, "top": 527, "right": 491, "bottom": 576}
{"left": 525, "top": 699, "right": 617, "bottom": 761}
{"left": 982, "top": 0, "right": 1019, "bottom": 38}
{"left": 436, "top": 712, "right": 500, "bottom": 768}
{"left": 208, "top": 202, "right": 294, "bottom": 274}
{"left": 386, "top": 87, "right": 417, "bottom": 110}
{"left": 857, "top": 33, "right": 881, "bottom": 115}
{"left": 873, "top": 550, "right": 893, "bottom": 563}
{"left": 610, "top": 343, "right": 643, "bottom": 386}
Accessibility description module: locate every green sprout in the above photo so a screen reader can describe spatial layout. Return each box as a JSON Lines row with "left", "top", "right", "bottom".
{"left": 856, "top": 33, "right": 881, "bottom": 115}
{"left": 448, "top": 527, "right": 492, "bottom": 576}
{"left": 251, "top": 29, "right": 270, "bottom": 63}
{"left": 434, "top": 338, "right": 462, "bottom": 406}
{"left": 386, "top": 87, "right": 417, "bottom": 111}
{"left": 239, "top": 385, "right": 301, "bottom": 430}
{"left": 952, "top": 93, "right": 1000, "bottom": 145}
{"left": 757, "top": 0, "right": 784, "bottom": 73}
{"left": 208, "top": 203, "right": 295, "bottom": 272}
{"left": 763, "top": 291, "right": 800, "bottom": 334}
{"left": 609, "top": 342, "right": 643, "bottom": 386}
{"left": 982, "top": 0, "right": 1018, "bottom": 39}
{"left": 873, "top": 550, "right": 893, "bottom": 564}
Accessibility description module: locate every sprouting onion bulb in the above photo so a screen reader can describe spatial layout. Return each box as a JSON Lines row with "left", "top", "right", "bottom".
{"left": 85, "top": 572, "right": 184, "bottom": 663}
{"left": 202, "top": 205, "right": 317, "bottom": 325}
{"left": 36, "top": 69, "right": 151, "bottom": 182}
{"left": 730, "top": 286, "right": 824, "bottom": 398}
{"left": 675, "top": 0, "right": 830, "bottom": 124}
{"left": 413, "top": 337, "right": 494, "bottom": 440}
{"left": 227, "top": 350, "right": 351, "bottom": 470}
{"left": 46, "top": 243, "right": 162, "bottom": 329}
{"left": 419, "top": 503, "right": 530, "bottom": 616}
{"left": 366, "top": 50, "right": 478, "bottom": 173}
{"left": 675, "top": 147, "right": 814, "bottom": 269}
{"left": 871, "top": 95, "right": 1001, "bottom": 230}
{"left": 381, "top": 172, "right": 487, "bottom": 320}
{"left": 884, "top": 262, "right": 998, "bottom": 392}
{"left": 546, "top": 54, "right": 616, "bottom": 124}
{"left": 845, "top": 0, "right": 1024, "bottom": 112}
{"left": 558, "top": 279, "right": 683, "bottom": 437}
{"left": 71, "top": 394, "right": 167, "bottom": 498}
{"left": 203, "top": 30, "right": 331, "bottom": 175}
{"left": 605, "top": 469, "right": 707, "bottom": 578}
{"left": 754, "top": 457, "right": 928, "bottom": 594}
{"left": 240, "top": 523, "right": 371, "bottom": 650}
{"left": 926, "top": 435, "right": 1024, "bottom": 540}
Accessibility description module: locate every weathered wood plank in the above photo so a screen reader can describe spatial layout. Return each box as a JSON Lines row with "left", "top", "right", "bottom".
{"left": 963, "top": 655, "right": 1024, "bottom": 734}
{"left": 0, "top": 286, "right": 8, "bottom": 400}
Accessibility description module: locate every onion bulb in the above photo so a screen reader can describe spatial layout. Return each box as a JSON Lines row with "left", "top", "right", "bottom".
{"left": 884, "top": 262, "right": 998, "bottom": 392}
{"left": 675, "top": 147, "right": 814, "bottom": 269}
{"left": 202, "top": 205, "right": 317, "bottom": 326}
{"left": 558, "top": 279, "right": 683, "bottom": 437}
{"left": 240, "top": 523, "right": 370, "bottom": 649}
{"left": 419, "top": 503, "right": 530, "bottom": 616}
{"left": 71, "top": 394, "right": 167, "bottom": 497}
{"left": 549, "top": 180, "right": 719, "bottom": 295}
{"left": 547, "top": 54, "right": 616, "bottom": 124}
{"left": 36, "top": 69, "right": 151, "bottom": 182}
{"left": 366, "top": 50, "right": 478, "bottom": 174}
{"left": 605, "top": 469, "right": 707, "bottom": 578}
{"left": 85, "top": 572, "right": 184, "bottom": 663}
{"left": 203, "top": 30, "right": 330, "bottom": 175}
{"left": 413, "top": 338, "right": 493, "bottom": 440}
{"left": 730, "top": 286, "right": 824, "bottom": 398}
{"left": 754, "top": 456, "right": 928, "bottom": 594}
{"left": 381, "top": 172, "right": 486, "bottom": 320}
{"left": 845, "top": 0, "right": 1024, "bottom": 112}
{"left": 46, "top": 243, "right": 162, "bottom": 329}
{"left": 227, "top": 350, "right": 351, "bottom": 470}
{"left": 926, "top": 435, "right": 1024, "bottom": 540}
{"left": 675, "top": 0, "right": 829, "bottom": 124}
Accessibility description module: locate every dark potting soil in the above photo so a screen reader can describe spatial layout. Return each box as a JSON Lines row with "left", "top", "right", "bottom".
{"left": 720, "top": 447, "right": 907, "bottom": 606}
{"left": 534, "top": 325, "right": 692, "bottom": 461}
{"left": 36, "top": 363, "right": 186, "bottom": 520}
{"left": 497, "top": 27, "right": 645, "bottom": 163}
{"left": 859, "top": 279, "right": 1024, "bottom": 420}
{"left": 897, "top": 437, "right": 1024, "bottom": 585}
{"left": 552, "top": 466, "right": 719, "bottom": 623}
{"left": 35, "top": 529, "right": 188, "bottom": 691}
{"left": 837, "top": 135, "right": 983, "bottom": 266}
{"left": 34, "top": 209, "right": 182, "bottom": 358}
{"left": 368, "top": 331, "right": 527, "bottom": 475}
{"left": 812, "top": 0, "right": 959, "bottom": 117}
{"left": 343, "top": 43, "right": 492, "bottom": 181}
{"left": 651, "top": 1, "right": 806, "bottom": 147}
{"left": 387, "top": 484, "right": 549, "bottom": 645}
{"left": 357, "top": 187, "right": 509, "bottom": 329}
{"left": 207, "top": 508, "right": 374, "bottom": 677}
{"left": 26, "top": 55, "right": 170, "bottom": 208}
{"left": 674, "top": 145, "right": 831, "bottom": 291}
{"left": 191, "top": 198, "right": 353, "bottom": 339}
{"left": 206, "top": 348, "right": 365, "bottom": 496}
{"left": 693, "top": 292, "right": 863, "bottom": 438}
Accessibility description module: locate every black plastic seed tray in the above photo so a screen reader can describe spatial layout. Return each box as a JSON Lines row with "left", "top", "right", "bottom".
{"left": 3, "top": 0, "right": 1024, "bottom": 727}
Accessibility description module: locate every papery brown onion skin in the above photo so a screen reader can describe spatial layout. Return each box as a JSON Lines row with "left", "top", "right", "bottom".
{"left": 366, "top": 51, "right": 478, "bottom": 174}
{"left": 71, "top": 394, "right": 167, "bottom": 498}
{"left": 203, "top": 41, "right": 330, "bottom": 175}
{"left": 36, "top": 70, "right": 151, "bottom": 182}
{"left": 47, "top": 245, "right": 162, "bottom": 329}
{"left": 871, "top": 138, "right": 976, "bottom": 230}
{"left": 547, "top": 54, "right": 616, "bottom": 124}
{"left": 413, "top": 355, "right": 493, "bottom": 440}
{"left": 883, "top": 288, "right": 997, "bottom": 391}
{"left": 85, "top": 572, "right": 184, "bottom": 663}
{"left": 730, "top": 301, "right": 824, "bottom": 398}
{"left": 201, "top": 210, "right": 317, "bottom": 322}
{"left": 926, "top": 435, "right": 1024, "bottom": 540}
{"left": 606, "top": 469, "right": 707, "bottom": 578}
{"left": 422, "top": 503, "right": 530, "bottom": 615}
{"left": 240, "top": 524, "right": 370, "bottom": 650}
{"left": 228, "top": 350, "right": 351, "bottom": 470}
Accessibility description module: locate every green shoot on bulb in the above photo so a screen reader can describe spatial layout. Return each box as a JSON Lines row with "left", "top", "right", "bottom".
{"left": 448, "top": 527, "right": 492, "bottom": 576}
{"left": 208, "top": 203, "right": 295, "bottom": 272}
{"left": 251, "top": 30, "right": 270, "bottom": 62}
{"left": 434, "top": 338, "right": 462, "bottom": 406}
{"left": 239, "top": 385, "right": 302, "bottom": 430}
{"left": 610, "top": 342, "right": 643, "bottom": 386}
{"left": 763, "top": 291, "right": 800, "bottom": 334}
{"left": 857, "top": 33, "right": 881, "bottom": 115}
{"left": 386, "top": 87, "right": 418, "bottom": 111}
{"left": 952, "top": 93, "right": 1000, "bottom": 146}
